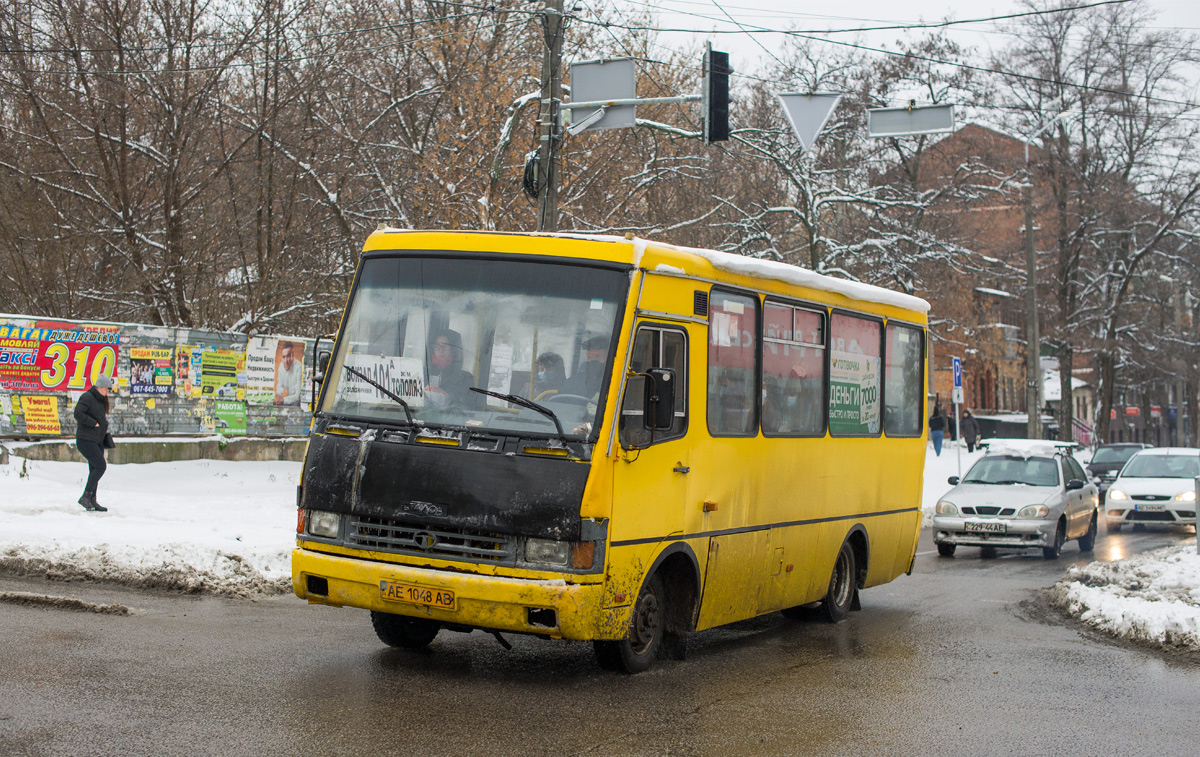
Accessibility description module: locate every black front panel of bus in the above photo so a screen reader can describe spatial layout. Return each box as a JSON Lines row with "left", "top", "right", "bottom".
{"left": 301, "top": 432, "right": 589, "bottom": 540}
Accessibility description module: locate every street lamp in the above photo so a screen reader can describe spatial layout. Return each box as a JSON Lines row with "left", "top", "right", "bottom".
{"left": 1019, "top": 104, "right": 1072, "bottom": 440}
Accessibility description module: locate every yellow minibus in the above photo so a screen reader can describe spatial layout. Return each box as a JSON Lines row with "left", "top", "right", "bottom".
{"left": 293, "top": 230, "right": 928, "bottom": 672}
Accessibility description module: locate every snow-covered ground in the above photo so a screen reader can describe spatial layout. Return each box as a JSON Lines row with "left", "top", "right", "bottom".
{"left": 0, "top": 450, "right": 298, "bottom": 597}
{"left": 1, "top": 438, "right": 1196, "bottom": 653}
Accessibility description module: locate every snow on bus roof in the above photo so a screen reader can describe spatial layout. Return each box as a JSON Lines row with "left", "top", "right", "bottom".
{"left": 369, "top": 230, "right": 929, "bottom": 314}
{"left": 633, "top": 237, "right": 930, "bottom": 314}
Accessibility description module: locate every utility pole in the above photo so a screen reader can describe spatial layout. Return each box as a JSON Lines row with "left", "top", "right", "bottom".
{"left": 1019, "top": 103, "right": 1069, "bottom": 441}
{"left": 1023, "top": 181, "right": 1041, "bottom": 440}
{"left": 535, "top": 0, "right": 564, "bottom": 232}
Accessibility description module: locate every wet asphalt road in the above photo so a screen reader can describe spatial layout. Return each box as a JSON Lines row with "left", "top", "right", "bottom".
{"left": 1, "top": 526, "right": 1197, "bottom": 757}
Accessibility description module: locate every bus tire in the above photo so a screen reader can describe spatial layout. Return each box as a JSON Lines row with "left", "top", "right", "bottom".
{"left": 822, "top": 541, "right": 857, "bottom": 623}
{"left": 370, "top": 611, "right": 440, "bottom": 649}
{"left": 593, "top": 573, "right": 665, "bottom": 674}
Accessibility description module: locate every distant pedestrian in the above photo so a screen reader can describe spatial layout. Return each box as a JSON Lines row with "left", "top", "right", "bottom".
{"left": 73, "top": 374, "right": 115, "bottom": 512}
{"left": 961, "top": 409, "right": 980, "bottom": 453}
{"left": 929, "top": 403, "right": 947, "bottom": 457}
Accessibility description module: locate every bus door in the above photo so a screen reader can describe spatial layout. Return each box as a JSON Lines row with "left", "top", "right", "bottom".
{"left": 611, "top": 323, "right": 691, "bottom": 556}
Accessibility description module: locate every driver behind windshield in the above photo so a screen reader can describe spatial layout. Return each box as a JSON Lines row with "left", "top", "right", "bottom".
{"left": 425, "top": 330, "right": 476, "bottom": 409}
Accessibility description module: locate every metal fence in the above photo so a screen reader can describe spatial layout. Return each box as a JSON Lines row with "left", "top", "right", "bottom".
{"left": 1, "top": 313, "right": 313, "bottom": 438}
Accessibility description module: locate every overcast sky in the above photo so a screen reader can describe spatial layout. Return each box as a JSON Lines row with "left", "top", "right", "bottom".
{"left": 605, "top": 0, "right": 1200, "bottom": 102}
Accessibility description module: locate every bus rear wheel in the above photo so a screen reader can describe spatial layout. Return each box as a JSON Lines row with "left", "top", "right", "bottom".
{"left": 593, "top": 573, "right": 665, "bottom": 674}
{"left": 822, "top": 541, "right": 857, "bottom": 623}
{"left": 370, "top": 611, "right": 440, "bottom": 649}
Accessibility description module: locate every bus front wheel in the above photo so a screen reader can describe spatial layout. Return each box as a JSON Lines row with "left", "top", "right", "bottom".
{"left": 822, "top": 542, "right": 857, "bottom": 623}
{"left": 370, "top": 611, "right": 440, "bottom": 649}
{"left": 594, "top": 573, "right": 665, "bottom": 673}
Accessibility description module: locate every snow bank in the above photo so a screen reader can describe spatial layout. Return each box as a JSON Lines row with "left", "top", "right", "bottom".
{"left": 1052, "top": 542, "right": 1200, "bottom": 651}
{"left": 0, "top": 454, "right": 298, "bottom": 597}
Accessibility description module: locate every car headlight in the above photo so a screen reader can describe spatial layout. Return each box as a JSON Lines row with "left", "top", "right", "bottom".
{"left": 935, "top": 501, "right": 958, "bottom": 515}
{"left": 1174, "top": 490, "right": 1197, "bottom": 502}
{"left": 308, "top": 510, "right": 340, "bottom": 538}
{"left": 1107, "top": 489, "right": 1128, "bottom": 501}
{"left": 525, "top": 538, "right": 570, "bottom": 566}
{"left": 1017, "top": 505, "right": 1050, "bottom": 518}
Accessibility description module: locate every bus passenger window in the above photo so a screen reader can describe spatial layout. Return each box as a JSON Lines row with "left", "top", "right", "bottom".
{"left": 828, "top": 313, "right": 881, "bottom": 436}
{"left": 708, "top": 291, "right": 759, "bottom": 436}
{"left": 884, "top": 323, "right": 923, "bottom": 436}
{"left": 620, "top": 326, "right": 688, "bottom": 447}
{"left": 762, "top": 302, "right": 825, "bottom": 436}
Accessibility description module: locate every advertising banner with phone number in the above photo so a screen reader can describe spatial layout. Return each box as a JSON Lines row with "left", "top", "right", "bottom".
{"left": 0, "top": 322, "right": 120, "bottom": 392}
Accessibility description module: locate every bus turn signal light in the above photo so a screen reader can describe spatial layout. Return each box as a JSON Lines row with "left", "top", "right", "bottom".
{"left": 703, "top": 501, "right": 719, "bottom": 512}
{"left": 571, "top": 541, "right": 595, "bottom": 569}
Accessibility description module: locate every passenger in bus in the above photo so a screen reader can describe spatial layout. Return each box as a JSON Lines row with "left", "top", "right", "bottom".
{"left": 425, "top": 330, "right": 475, "bottom": 409}
{"left": 533, "top": 352, "right": 565, "bottom": 398}
{"left": 564, "top": 336, "right": 608, "bottom": 397}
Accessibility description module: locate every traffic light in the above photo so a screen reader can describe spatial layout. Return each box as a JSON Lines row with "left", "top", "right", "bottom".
{"left": 703, "top": 47, "right": 730, "bottom": 144}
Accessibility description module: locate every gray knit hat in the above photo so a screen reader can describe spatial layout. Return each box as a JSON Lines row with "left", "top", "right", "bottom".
{"left": 94, "top": 374, "right": 114, "bottom": 389}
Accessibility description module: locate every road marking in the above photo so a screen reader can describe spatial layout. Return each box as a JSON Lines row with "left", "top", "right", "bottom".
{"left": 915, "top": 550, "right": 937, "bottom": 556}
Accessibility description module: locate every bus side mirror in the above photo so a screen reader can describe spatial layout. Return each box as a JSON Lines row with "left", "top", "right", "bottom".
{"left": 315, "top": 350, "right": 331, "bottom": 384}
{"left": 642, "top": 368, "right": 675, "bottom": 430}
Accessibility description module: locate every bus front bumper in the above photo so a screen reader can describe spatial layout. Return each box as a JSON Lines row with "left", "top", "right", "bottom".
{"left": 292, "top": 547, "right": 612, "bottom": 641}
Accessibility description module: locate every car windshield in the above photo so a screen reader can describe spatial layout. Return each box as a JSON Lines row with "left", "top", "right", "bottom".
{"left": 961, "top": 455, "right": 1060, "bottom": 486}
{"left": 320, "top": 254, "right": 629, "bottom": 440}
{"left": 1120, "top": 454, "right": 1200, "bottom": 479}
{"left": 1092, "top": 446, "right": 1144, "bottom": 464}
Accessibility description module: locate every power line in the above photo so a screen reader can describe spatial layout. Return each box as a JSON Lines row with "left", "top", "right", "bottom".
{"left": 570, "top": 0, "right": 1134, "bottom": 37}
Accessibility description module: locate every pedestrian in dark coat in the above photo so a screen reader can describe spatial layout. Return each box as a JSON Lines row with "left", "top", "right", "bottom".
{"left": 960, "top": 409, "right": 981, "bottom": 453}
{"left": 73, "top": 374, "right": 114, "bottom": 511}
{"left": 929, "top": 402, "right": 947, "bottom": 457}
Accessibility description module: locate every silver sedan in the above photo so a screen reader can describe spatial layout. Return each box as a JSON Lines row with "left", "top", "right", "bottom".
{"left": 932, "top": 442, "right": 1099, "bottom": 559}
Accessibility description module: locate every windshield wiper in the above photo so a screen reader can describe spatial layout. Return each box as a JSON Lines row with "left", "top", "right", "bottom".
{"left": 995, "top": 479, "right": 1026, "bottom": 485}
{"left": 343, "top": 365, "right": 415, "bottom": 425}
{"left": 469, "top": 387, "right": 566, "bottom": 441}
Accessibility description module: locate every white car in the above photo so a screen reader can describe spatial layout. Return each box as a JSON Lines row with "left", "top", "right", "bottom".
{"left": 932, "top": 440, "right": 1099, "bottom": 559}
{"left": 1105, "top": 447, "right": 1200, "bottom": 532}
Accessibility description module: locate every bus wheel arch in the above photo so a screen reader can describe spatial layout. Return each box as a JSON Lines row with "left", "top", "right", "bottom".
{"left": 594, "top": 542, "right": 699, "bottom": 672}
{"left": 648, "top": 544, "right": 701, "bottom": 660}
{"left": 844, "top": 525, "right": 870, "bottom": 603}
{"left": 823, "top": 528, "right": 868, "bottom": 623}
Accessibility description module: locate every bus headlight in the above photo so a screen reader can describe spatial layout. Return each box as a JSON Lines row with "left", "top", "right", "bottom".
{"left": 1017, "top": 505, "right": 1049, "bottom": 518}
{"left": 1175, "top": 490, "right": 1197, "bottom": 502}
{"left": 935, "top": 501, "right": 958, "bottom": 515}
{"left": 1107, "top": 489, "right": 1128, "bottom": 501}
{"left": 525, "top": 538, "right": 570, "bottom": 566}
{"left": 308, "top": 510, "right": 340, "bottom": 538}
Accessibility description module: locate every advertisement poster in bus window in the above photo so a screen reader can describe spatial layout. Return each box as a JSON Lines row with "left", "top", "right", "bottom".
{"left": 214, "top": 399, "right": 247, "bottom": 435}
{"left": 339, "top": 353, "right": 425, "bottom": 408}
{"left": 129, "top": 347, "right": 174, "bottom": 396}
{"left": 0, "top": 320, "right": 119, "bottom": 392}
{"left": 243, "top": 337, "right": 278, "bottom": 405}
{"left": 21, "top": 395, "right": 62, "bottom": 434}
{"left": 200, "top": 349, "right": 239, "bottom": 397}
{"left": 829, "top": 317, "right": 881, "bottom": 435}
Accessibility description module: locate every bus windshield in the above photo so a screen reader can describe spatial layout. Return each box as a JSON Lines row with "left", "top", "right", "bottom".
{"left": 320, "top": 254, "right": 629, "bottom": 440}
